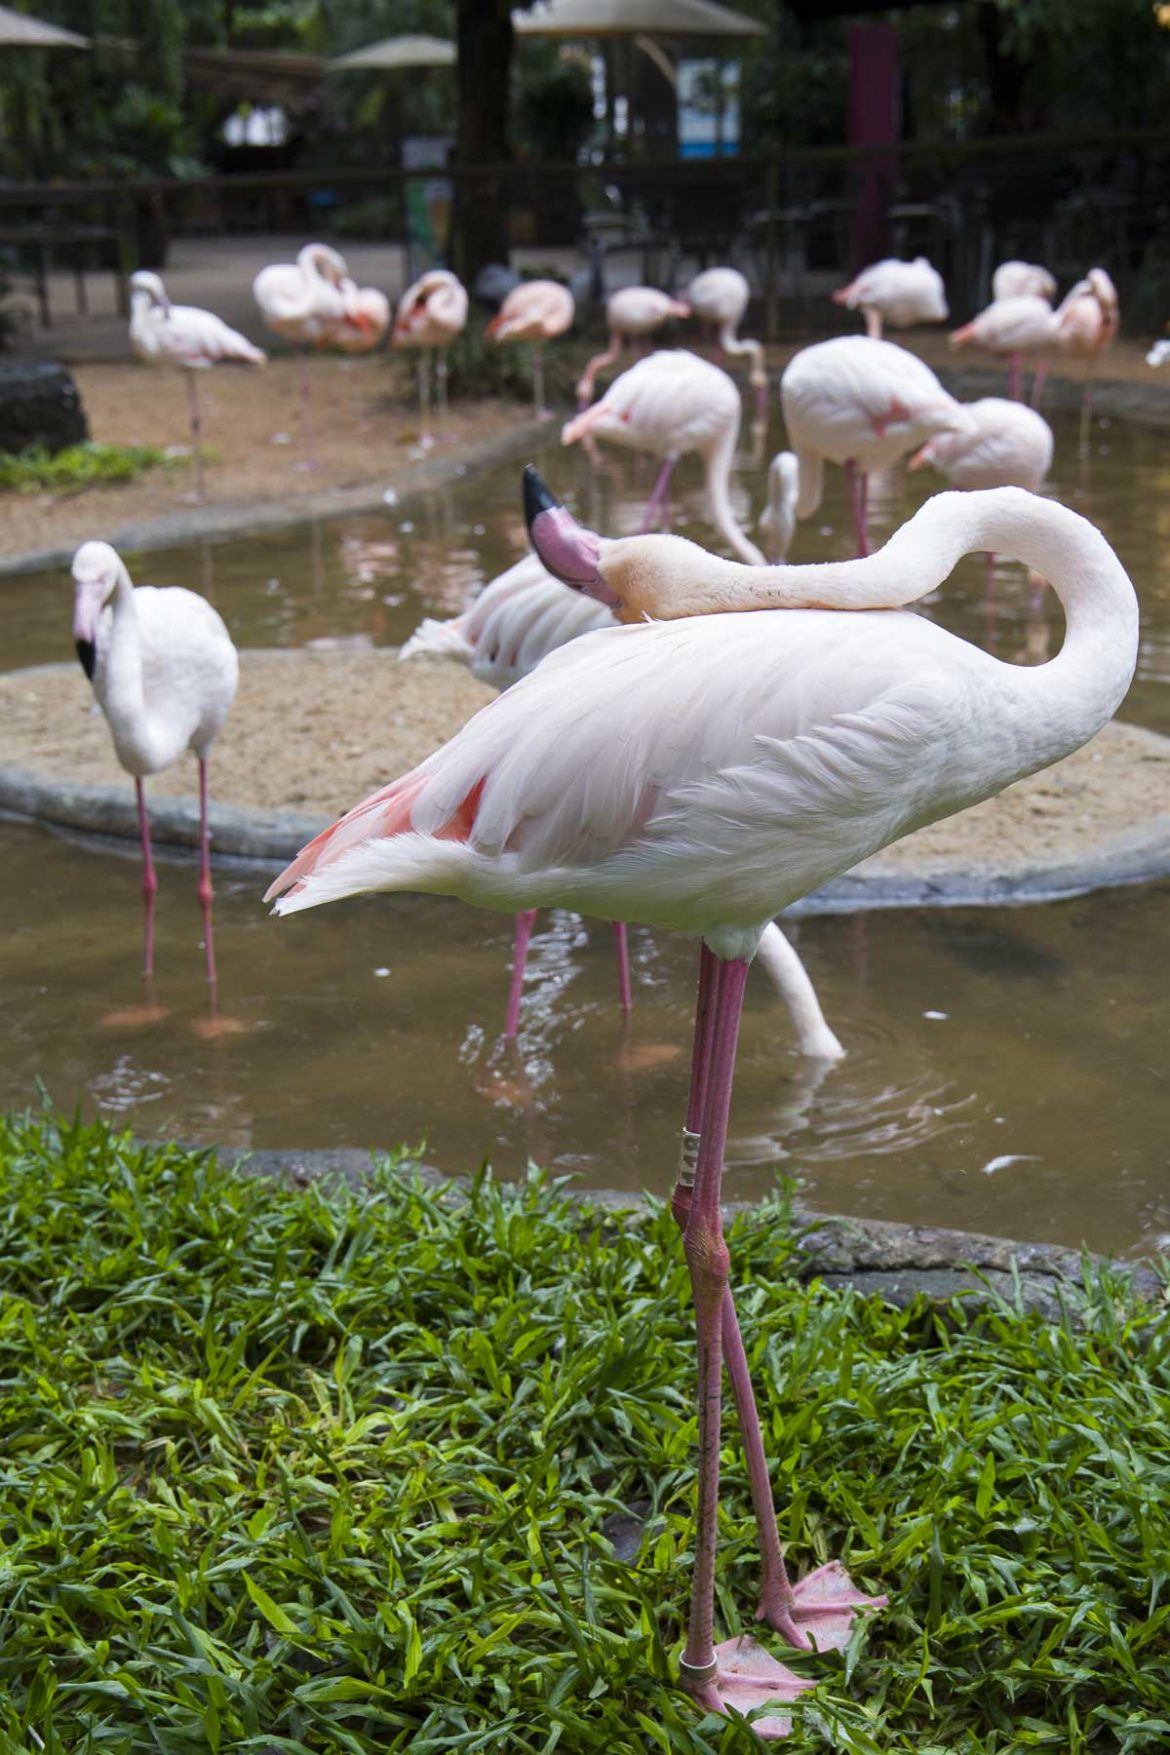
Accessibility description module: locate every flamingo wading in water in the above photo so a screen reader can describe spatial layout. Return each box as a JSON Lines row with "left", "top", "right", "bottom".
{"left": 562, "top": 350, "right": 764, "bottom": 563}
{"left": 484, "top": 279, "right": 574, "bottom": 418}
{"left": 400, "top": 553, "right": 843, "bottom": 1058}
{"left": 831, "top": 257, "right": 948, "bottom": 339}
{"left": 253, "top": 243, "right": 353, "bottom": 467}
{"left": 393, "top": 269, "right": 469, "bottom": 438}
{"left": 684, "top": 266, "right": 767, "bottom": 418}
{"left": 267, "top": 466, "right": 1137, "bottom": 1735}
{"left": 72, "top": 541, "right": 239, "bottom": 988}
{"left": 950, "top": 292, "right": 1059, "bottom": 403}
{"left": 576, "top": 285, "right": 690, "bottom": 407}
{"left": 776, "top": 335, "right": 974, "bottom": 557}
{"left": 128, "top": 271, "right": 266, "bottom": 503}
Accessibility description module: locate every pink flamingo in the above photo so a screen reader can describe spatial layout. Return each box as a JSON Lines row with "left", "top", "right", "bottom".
{"left": 1052, "top": 269, "right": 1119, "bottom": 449}
{"left": 331, "top": 282, "right": 390, "bottom": 354}
{"left": 576, "top": 285, "right": 690, "bottom": 406}
{"left": 777, "top": 336, "right": 974, "bottom": 557}
{"left": 950, "top": 292, "right": 1058, "bottom": 402}
{"left": 392, "top": 269, "right": 469, "bottom": 436}
{"left": 253, "top": 242, "right": 354, "bottom": 467}
{"left": 128, "top": 270, "right": 266, "bottom": 503}
{"left": 268, "top": 467, "right": 1137, "bottom": 1735}
{"left": 992, "top": 261, "right": 1057, "bottom": 303}
{"left": 484, "top": 279, "right": 574, "bottom": 418}
{"left": 831, "top": 256, "right": 948, "bottom": 339}
{"left": 72, "top": 540, "right": 238, "bottom": 988}
{"left": 562, "top": 350, "right": 764, "bottom": 563}
{"left": 400, "top": 552, "right": 844, "bottom": 1058}
{"left": 684, "top": 265, "right": 767, "bottom": 417}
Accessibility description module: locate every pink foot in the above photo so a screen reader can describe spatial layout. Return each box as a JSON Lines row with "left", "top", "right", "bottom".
{"left": 759, "top": 1560, "right": 887, "bottom": 1653}
{"left": 682, "top": 1636, "right": 813, "bottom": 1740}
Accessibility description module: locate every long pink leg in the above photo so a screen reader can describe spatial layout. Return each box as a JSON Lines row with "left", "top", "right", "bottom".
{"left": 135, "top": 778, "right": 158, "bottom": 980}
{"left": 844, "top": 460, "right": 869, "bottom": 557}
{"left": 504, "top": 909, "right": 538, "bottom": 1038}
{"left": 197, "top": 757, "right": 217, "bottom": 988}
{"left": 1008, "top": 352, "right": 1022, "bottom": 401}
{"left": 640, "top": 459, "right": 675, "bottom": 533}
{"left": 297, "top": 351, "right": 318, "bottom": 470}
{"left": 613, "top": 922, "right": 632, "bottom": 1013}
{"left": 1030, "top": 358, "right": 1049, "bottom": 409}
{"left": 185, "top": 372, "right": 206, "bottom": 503}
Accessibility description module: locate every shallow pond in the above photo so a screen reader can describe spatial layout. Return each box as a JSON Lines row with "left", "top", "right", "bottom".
{"left": 2, "top": 399, "right": 1168, "bottom": 1256}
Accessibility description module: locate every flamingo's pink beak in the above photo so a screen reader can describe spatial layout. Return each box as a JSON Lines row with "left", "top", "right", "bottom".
{"left": 72, "top": 579, "right": 107, "bottom": 678}
{"left": 831, "top": 286, "right": 851, "bottom": 306}
{"left": 523, "top": 467, "right": 615, "bottom": 606}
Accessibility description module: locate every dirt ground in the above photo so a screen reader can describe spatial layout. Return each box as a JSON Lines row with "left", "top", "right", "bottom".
{"left": 0, "top": 353, "right": 523, "bottom": 558}
{"left": 2, "top": 653, "right": 1167, "bottom": 878}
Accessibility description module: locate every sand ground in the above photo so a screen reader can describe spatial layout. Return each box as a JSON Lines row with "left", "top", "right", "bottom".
{"left": 2, "top": 654, "right": 1167, "bottom": 878}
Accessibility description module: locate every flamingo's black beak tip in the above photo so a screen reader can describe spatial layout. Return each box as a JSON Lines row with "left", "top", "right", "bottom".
{"left": 75, "top": 638, "right": 95, "bottom": 681}
{"left": 523, "top": 465, "right": 562, "bottom": 538}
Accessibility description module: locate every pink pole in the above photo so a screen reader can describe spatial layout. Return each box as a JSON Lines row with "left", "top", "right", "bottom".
{"left": 613, "top": 922, "right": 632, "bottom": 1013}
{"left": 504, "top": 908, "right": 538, "bottom": 1038}
{"left": 185, "top": 372, "right": 206, "bottom": 503}
{"left": 135, "top": 778, "right": 158, "bottom": 979}
{"left": 197, "top": 757, "right": 217, "bottom": 988}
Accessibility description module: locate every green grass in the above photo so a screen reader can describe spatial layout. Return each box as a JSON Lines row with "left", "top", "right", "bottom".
{"left": 0, "top": 1111, "right": 1167, "bottom": 1752}
{"left": 0, "top": 441, "right": 178, "bottom": 494}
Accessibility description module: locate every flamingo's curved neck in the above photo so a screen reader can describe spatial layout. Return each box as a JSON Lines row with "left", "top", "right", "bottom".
{"left": 100, "top": 569, "right": 148, "bottom": 735}
{"left": 718, "top": 324, "right": 765, "bottom": 387}
{"left": 702, "top": 417, "right": 764, "bottom": 566}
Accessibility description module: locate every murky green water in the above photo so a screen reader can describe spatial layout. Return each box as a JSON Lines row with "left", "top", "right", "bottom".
{"left": 2, "top": 403, "right": 1168, "bottom": 1255}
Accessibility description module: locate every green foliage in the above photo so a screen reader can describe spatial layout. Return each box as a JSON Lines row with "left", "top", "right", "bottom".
{"left": 0, "top": 1109, "right": 1168, "bottom": 1751}
{"left": 441, "top": 324, "right": 584, "bottom": 404}
{"left": 515, "top": 42, "right": 594, "bottom": 163}
{"left": 0, "top": 442, "right": 177, "bottom": 493}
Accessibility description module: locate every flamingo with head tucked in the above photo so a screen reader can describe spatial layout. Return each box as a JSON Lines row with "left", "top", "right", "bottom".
{"left": 992, "top": 261, "right": 1057, "bottom": 303}
{"left": 393, "top": 269, "right": 469, "bottom": 437}
{"left": 485, "top": 279, "right": 574, "bottom": 418}
{"left": 128, "top": 270, "right": 266, "bottom": 503}
{"left": 950, "top": 292, "right": 1059, "bottom": 402}
{"left": 400, "top": 552, "right": 843, "bottom": 1059}
{"left": 72, "top": 540, "right": 238, "bottom": 989}
{"left": 331, "top": 282, "right": 391, "bottom": 355}
{"left": 576, "top": 285, "right": 691, "bottom": 406}
{"left": 774, "top": 335, "right": 975, "bottom": 557}
{"left": 1051, "top": 268, "right": 1119, "bottom": 446}
{"left": 267, "top": 466, "right": 1137, "bottom": 1738}
{"left": 253, "top": 242, "right": 354, "bottom": 466}
{"left": 831, "top": 257, "right": 948, "bottom": 339}
{"left": 562, "top": 350, "right": 764, "bottom": 564}
{"left": 684, "top": 266, "right": 767, "bottom": 417}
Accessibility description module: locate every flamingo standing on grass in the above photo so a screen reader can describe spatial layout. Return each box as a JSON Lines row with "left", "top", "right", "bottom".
{"left": 484, "top": 279, "right": 575, "bottom": 418}
{"left": 128, "top": 271, "right": 266, "bottom": 504}
{"left": 392, "top": 269, "right": 469, "bottom": 439}
{"left": 400, "top": 553, "right": 843, "bottom": 1059}
{"left": 71, "top": 541, "right": 238, "bottom": 989}
{"left": 576, "top": 285, "right": 691, "bottom": 406}
{"left": 562, "top": 351, "right": 764, "bottom": 563}
{"left": 267, "top": 466, "right": 1137, "bottom": 1736}
{"left": 831, "top": 257, "right": 948, "bottom": 338}
{"left": 253, "top": 243, "right": 357, "bottom": 467}
{"left": 774, "top": 335, "right": 974, "bottom": 557}
{"left": 684, "top": 266, "right": 768, "bottom": 418}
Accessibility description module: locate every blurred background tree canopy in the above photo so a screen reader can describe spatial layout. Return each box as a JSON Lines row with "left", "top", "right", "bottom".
{"left": 2, "top": 0, "right": 1170, "bottom": 187}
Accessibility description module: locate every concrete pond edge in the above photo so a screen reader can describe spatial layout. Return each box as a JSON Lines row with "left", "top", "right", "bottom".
{"left": 235, "top": 1143, "right": 1164, "bottom": 1321}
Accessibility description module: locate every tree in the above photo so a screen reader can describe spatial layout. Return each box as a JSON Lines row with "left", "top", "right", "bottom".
{"left": 451, "top": 0, "right": 532, "bottom": 286}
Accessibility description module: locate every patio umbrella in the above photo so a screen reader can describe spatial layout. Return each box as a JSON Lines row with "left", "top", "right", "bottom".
{"left": 0, "top": 4, "right": 88, "bottom": 47}
{"left": 328, "top": 33, "right": 456, "bottom": 72}
{"left": 513, "top": 0, "right": 766, "bottom": 37}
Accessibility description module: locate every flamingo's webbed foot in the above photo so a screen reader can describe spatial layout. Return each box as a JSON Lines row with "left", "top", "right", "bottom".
{"left": 758, "top": 1560, "right": 887, "bottom": 1653}
{"left": 680, "top": 1637, "right": 813, "bottom": 1741}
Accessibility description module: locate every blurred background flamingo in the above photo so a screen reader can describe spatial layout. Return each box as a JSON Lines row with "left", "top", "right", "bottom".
{"left": 485, "top": 279, "right": 574, "bottom": 417}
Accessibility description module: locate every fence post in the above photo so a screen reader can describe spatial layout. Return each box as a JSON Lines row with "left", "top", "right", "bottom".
{"left": 764, "top": 157, "right": 779, "bottom": 341}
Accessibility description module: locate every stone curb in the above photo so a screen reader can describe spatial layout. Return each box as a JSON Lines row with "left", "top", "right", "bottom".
{"left": 233, "top": 1145, "right": 1163, "bottom": 1320}
{"left": 0, "top": 415, "right": 550, "bottom": 578}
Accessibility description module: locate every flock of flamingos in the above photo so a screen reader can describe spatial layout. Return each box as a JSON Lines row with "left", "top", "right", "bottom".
{"left": 72, "top": 241, "right": 1148, "bottom": 1734}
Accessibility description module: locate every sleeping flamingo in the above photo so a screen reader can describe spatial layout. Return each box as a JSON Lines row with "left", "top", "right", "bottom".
{"left": 684, "top": 266, "right": 767, "bottom": 417}
{"left": 72, "top": 540, "right": 238, "bottom": 988}
{"left": 392, "top": 269, "right": 469, "bottom": 438}
{"left": 992, "top": 261, "right": 1057, "bottom": 303}
{"left": 253, "top": 242, "right": 353, "bottom": 467}
{"left": 485, "top": 279, "right": 574, "bottom": 418}
{"left": 576, "top": 285, "right": 691, "bottom": 406}
{"left": 331, "top": 282, "right": 391, "bottom": 354}
{"left": 950, "top": 292, "right": 1059, "bottom": 402}
{"left": 562, "top": 351, "right": 764, "bottom": 564}
{"left": 776, "top": 335, "right": 974, "bottom": 557}
{"left": 268, "top": 466, "right": 1137, "bottom": 1736}
{"left": 1051, "top": 268, "right": 1119, "bottom": 448}
{"left": 831, "top": 257, "right": 948, "bottom": 338}
{"left": 400, "top": 553, "right": 843, "bottom": 1058}
{"left": 128, "top": 270, "right": 266, "bottom": 503}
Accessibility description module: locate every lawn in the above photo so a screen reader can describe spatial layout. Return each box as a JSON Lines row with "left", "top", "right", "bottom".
{"left": 0, "top": 1111, "right": 1166, "bottom": 1752}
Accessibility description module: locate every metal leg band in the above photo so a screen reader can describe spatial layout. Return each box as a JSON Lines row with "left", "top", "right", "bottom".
{"left": 678, "top": 1127, "right": 701, "bottom": 1187}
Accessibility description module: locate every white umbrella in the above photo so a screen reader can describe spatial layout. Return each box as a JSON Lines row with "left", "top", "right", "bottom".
{"left": 328, "top": 33, "right": 456, "bottom": 72}
{"left": 0, "top": 4, "right": 88, "bottom": 47}
{"left": 514, "top": 0, "right": 766, "bottom": 37}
